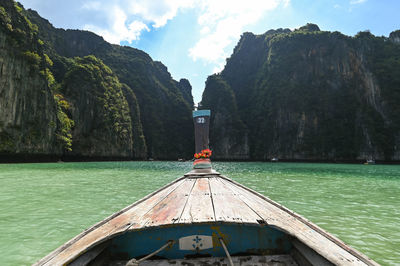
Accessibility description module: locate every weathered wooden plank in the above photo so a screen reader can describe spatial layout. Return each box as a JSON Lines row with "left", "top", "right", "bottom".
{"left": 209, "top": 177, "right": 262, "bottom": 223}
{"left": 292, "top": 239, "right": 334, "bottom": 266}
{"left": 125, "top": 178, "right": 189, "bottom": 229}
{"left": 69, "top": 241, "right": 108, "bottom": 266}
{"left": 140, "top": 178, "right": 197, "bottom": 227}
{"left": 38, "top": 178, "right": 187, "bottom": 266}
{"left": 218, "top": 176, "right": 377, "bottom": 266}
{"left": 178, "top": 178, "right": 215, "bottom": 223}
{"left": 219, "top": 177, "right": 298, "bottom": 225}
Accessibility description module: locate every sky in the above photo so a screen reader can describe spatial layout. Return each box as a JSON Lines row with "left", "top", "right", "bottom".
{"left": 18, "top": 0, "right": 400, "bottom": 104}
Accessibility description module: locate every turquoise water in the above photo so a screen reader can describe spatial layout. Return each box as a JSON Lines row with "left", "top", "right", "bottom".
{"left": 0, "top": 161, "right": 399, "bottom": 265}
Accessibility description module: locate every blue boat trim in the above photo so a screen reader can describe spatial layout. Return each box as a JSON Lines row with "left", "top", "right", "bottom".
{"left": 110, "top": 223, "right": 291, "bottom": 260}
{"left": 193, "top": 110, "right": 211, "bottom": 118}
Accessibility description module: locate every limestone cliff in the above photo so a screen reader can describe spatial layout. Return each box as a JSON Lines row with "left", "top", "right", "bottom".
{"left": 0, "top": 0, "right": 194, "bottom": 160}
{"left": 25, "top": 7, "right": 194, "bottom": 160}
{"left": 177, "top": 78, "right": 194, "bottom": 107}
{"left": 0, "top": 1, "right": 60, "bottom": 157}
{"left": 61, "top": 56, "right": 134, "bottom": 158}
{"left": 389, "top": 30, "right": 400, "bottom": 44}
{"left": 202, "top": 24, "right": 400, "bottom": 161}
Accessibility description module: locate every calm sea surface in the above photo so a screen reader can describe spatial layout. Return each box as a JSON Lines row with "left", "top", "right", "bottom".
{"left": 0, "top": 161, "right": 399, "bottom": 265}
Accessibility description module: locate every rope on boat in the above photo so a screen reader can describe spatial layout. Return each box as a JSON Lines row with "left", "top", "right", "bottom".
{"left": 219, "top": 237, "right": 234, "bottom": 266}
{"left": 126, "top": 240, "right": 175, "bottom": 266}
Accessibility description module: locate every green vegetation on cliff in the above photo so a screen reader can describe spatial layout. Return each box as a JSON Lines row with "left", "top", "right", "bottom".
{"left": 23, "top": 3, "right": 194, "bottom": 159}
{"left": 0, "top": 0, "right": 61, "bottom": 155}
{"left": 61, "top": 55, "right": 134, "bottom": 157}
{"left": 53, "top": 93, "right": 74, "bottom": 151}
{"left": 202, "top": 24, "right": 400, "bottom": 161}
{"left": 1, "top": 0, "right": 194, "bottom": 160}
{"left": 355, "top": 31, "right": 400, "bottom": 158}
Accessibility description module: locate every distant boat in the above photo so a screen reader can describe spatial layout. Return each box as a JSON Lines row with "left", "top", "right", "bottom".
{"left": 271, "top": 157, "right": 279, "bottom": 162}
{"left": 364, "top": 159, "right": 376, "bottom": 165}
{"left": 34, "top": 110, "right": 378, "bottom": 266}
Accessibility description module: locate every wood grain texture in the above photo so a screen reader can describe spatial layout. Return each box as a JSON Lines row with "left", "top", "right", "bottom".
{"left": 209, "top": 177, "right": 262, "bottom": 223}
{"left": 179, "top": 178, "right": 215, "bottom": 223}
{"left": 140, "top": 178, "right": 196, "bottom": 227}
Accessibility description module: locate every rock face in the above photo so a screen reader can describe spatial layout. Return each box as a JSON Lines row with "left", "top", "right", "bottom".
{"left": 0, "top": 0, "right": 194, "bottom": 160}
{"left": 389, "top": 30, "right": 400, "bottom": 44}
{"left": 61, "top": 56, "right": 133, "bottom": 158}
{"left": 202, "top": 24, "right": 400, "bottom": 161}
{"left": 0, "top": 0, "right": 60, "bottom": 157}
{"left": 177, "top": 78, "right": 194, "bottom": 107}
{"left": 26, "top": 9, "right": 194, "bottom": 160}
{"left": 201, "top": 75, "right": 249, "bottom": 160}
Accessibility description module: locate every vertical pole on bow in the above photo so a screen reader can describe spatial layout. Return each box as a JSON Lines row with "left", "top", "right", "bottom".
{"left": 193, "top": 110, "right": 212, "bottom": 169}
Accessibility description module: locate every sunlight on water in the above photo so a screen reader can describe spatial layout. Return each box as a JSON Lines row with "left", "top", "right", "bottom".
{"left": 0, "top": 161, "right": 399, "bottom": 265}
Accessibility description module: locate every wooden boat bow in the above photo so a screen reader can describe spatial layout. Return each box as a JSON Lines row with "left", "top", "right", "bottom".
{"left": 34, "top": 170, "right": 378, "bottom": 266}
{"left": 33, "top": 110, "right": 379, "bottom": 265}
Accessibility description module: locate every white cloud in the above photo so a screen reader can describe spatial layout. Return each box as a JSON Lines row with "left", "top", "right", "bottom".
{"left": 213, "top": 62, "right": 226, "bottom": 74}
{"left": 200, "top": 26, "right": 211, "bottom": 35}
{"left": 79, "top": 0, "right": 288, "bottom": 71}
{"left": 82, "top": 1, "right": 101, "bottom": 10}
{"left": 124, "top": 0, "right": 195, "bottom": 28}
{"left": 81, "top": 0, "right": 195, "bottom": 44}
{"left": 84, "top": 6, "right": 149, "bottom": 44}
{"left": 350, "top": 0, "right": 367, "bottom": 4}
{"left": 189, "top": 0, "right": 289, "bottom": 70}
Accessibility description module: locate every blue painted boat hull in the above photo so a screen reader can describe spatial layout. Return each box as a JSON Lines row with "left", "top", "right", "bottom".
{"left": 110, "top": 223, "right": 291, "bottom": 260}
